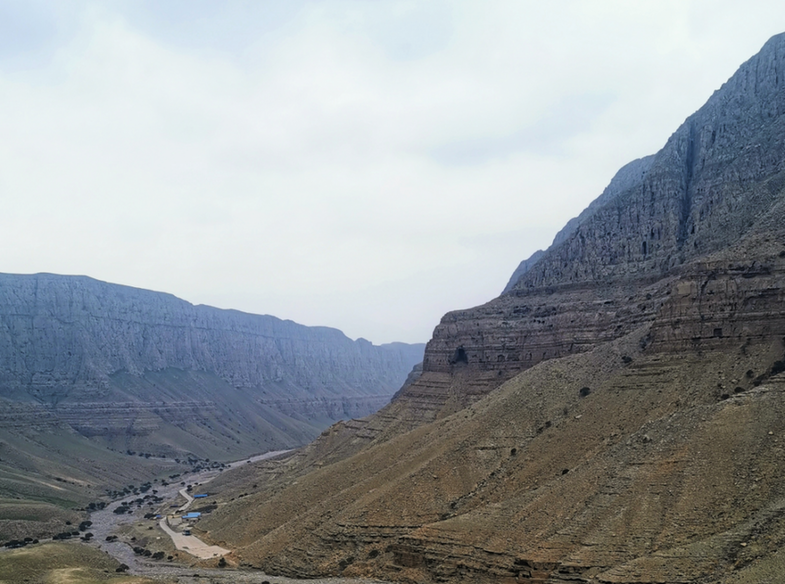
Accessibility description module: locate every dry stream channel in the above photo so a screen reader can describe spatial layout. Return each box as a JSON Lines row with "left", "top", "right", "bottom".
{"left": 85, "top": 450, "right": 388, "bottom": 584}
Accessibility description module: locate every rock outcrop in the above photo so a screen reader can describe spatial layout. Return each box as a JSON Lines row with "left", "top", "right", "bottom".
{"left": 196, "top": 33, "right": 785, "bottom": 583}
{"left": 502, "top": 155, "right": 655, "bottom": 294}
{"left": 502, "top": 249, "right": 545, "bottom": 295}
{"left": 549, "top": 154, "right": 656, "bottom": 251}
{"left": 413, "top": 31, "right": 785, "bottom": 425}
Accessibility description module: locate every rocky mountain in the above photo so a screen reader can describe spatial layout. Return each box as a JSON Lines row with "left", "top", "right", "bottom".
{"left": 0, "top": 273, "right": 424, "bottom": 458}
{"left": 502, "top": 155, "right": 655, "bottom": 294}
{"left": 501, "top": 248, "right": 545, "bottom": 295}
{"left": 415, "top": 29, "right": 785, "bottom": 421}
{"left": 194, "top": 33, "right": 785, "bottom": 583}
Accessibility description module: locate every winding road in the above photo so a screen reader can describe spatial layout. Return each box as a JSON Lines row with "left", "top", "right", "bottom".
{"left": 177, "top": 487, "right": 194, "bottom": 512}
{"left": 158, "top": 451, "right": 292, "bottom": 558}
{"left": 5, "top": 449, "right": 387, "bottom": 583}
{"left": 84, "top": 449, "right": 365, "bottom": 582}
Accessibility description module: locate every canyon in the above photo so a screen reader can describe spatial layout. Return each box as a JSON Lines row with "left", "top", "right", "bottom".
{"left": 0, "top": 273, "right": 422, "bottom": 540}
{"left": 0, "top": 273, "right": 423, "bottom": 450}
{"left": 190, "top": 32, "right": 785, "bottom": 583}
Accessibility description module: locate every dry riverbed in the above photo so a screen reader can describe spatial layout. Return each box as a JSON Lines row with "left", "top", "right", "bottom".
{"left": 82, "top": 450, "right": 390, "bottom": 584}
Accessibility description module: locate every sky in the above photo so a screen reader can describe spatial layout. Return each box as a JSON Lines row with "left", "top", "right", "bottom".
{"left": 0, "top": 1, "right": 784, "bottom": 344}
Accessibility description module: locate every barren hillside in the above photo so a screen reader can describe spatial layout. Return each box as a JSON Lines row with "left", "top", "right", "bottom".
{"left": 195, "top": 33, "right": 785, "bottom": 583}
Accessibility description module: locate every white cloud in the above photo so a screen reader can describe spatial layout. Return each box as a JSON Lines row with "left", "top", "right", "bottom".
{"left": 0, "top": 0, "right": 784, "bottom": 343}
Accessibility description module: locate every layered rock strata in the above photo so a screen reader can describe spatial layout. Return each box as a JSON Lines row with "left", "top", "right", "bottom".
{"left": 502, "top": 154, "right": 655, "bottom": 294}
{"left": 196, "top": 33, "right": 785, "bottom": 583}
{"left": 203, "top": 244, "right": 785, "bottom": 582}
{"left": 0, "top": 273, "right": 423, "bottom": 454}
{"left": 405, "top": 31, "right": 785, "bottom": 427}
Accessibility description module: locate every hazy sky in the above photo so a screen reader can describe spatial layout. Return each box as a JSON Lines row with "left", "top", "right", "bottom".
{"left": 1, "top": 1, "right": 783, "bottom": 344}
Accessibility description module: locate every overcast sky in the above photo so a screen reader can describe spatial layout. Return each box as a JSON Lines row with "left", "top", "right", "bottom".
{"left": 1, "top": 1, "right": 783, "bottom": 344}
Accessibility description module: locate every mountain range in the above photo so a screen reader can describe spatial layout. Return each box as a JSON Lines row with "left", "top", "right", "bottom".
{"left": 0, "top": 273, "right": 423, "bottom": 540}
{"left": 191, "top": 32, "right": 785, "bottom": 584}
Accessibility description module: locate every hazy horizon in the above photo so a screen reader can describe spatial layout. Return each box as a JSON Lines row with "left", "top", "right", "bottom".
{"left": 1, "top": 1, "right": 784, "bottom": 344}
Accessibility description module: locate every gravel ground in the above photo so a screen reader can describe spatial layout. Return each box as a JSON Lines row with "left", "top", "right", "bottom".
{"left": 83, "top": 450, "right": 391, "bottom": 584}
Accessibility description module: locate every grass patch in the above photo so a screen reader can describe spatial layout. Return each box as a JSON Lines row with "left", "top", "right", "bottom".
{"left": 0, "top": 501, "right": 75, "bottom": 522}
{"left": 0, "top": 542, "right": 165, "bottom": 583}
{"left": 0, "top": 498, "right": 84, "bottom": 541}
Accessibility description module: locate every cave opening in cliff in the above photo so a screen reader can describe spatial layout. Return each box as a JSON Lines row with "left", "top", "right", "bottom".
{"left": 451, "top": 346, "right": 468, "bottom": 365}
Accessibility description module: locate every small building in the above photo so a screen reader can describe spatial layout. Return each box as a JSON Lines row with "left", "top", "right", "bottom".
{"left": 193, "top": 494, "right": 208, "bottom": 498}
{"left": 182, "top": 512, "right": 201, "bottom": 519}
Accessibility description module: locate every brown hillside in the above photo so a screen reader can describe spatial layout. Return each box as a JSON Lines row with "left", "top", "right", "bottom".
{"left": 196, "top": 33, "right": 785, "bottom": 583}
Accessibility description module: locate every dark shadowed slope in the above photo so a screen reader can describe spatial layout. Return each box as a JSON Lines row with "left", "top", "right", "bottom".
{"left": 0, "top": 273, "right": 423, "bottom": 456}
{"left": 0, "top": 273, "right": 423, "bottom": 539}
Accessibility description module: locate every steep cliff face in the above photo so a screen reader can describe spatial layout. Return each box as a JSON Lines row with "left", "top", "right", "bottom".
{"left": 502, "top": 155, "right": 655, "bottom": 294}
{"left": 0, "top": 274, "right": 424, "bottom": 456}
{"left": 414, "top": 32, "right": 785, "bottom": 421}
{"left": 197, "top": 33, "right": 785, "bottom": 582}
{"left": 502, "top": 249, "right": 545, "bottom": 295}
{"left": 548, "top": 154, "right": 656, "bottom": 250}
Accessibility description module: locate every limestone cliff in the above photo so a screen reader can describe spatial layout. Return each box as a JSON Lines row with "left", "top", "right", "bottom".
{"left": 502, "top": 155, "right": 655, "bottom": 294}
{"left": 416, "top": 31, "right": 785, "bottom": 421}
{"left": 502, "top": 249, "right": 544, "bottom": 295}
{"left": 197, "top": 33, "right": 785, "bottom": 583}
{"left": 0, "top": 273, "right": 424, "bottom": 456}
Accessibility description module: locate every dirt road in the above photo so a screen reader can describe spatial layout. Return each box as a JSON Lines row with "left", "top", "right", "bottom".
{"left": 85, "top": 450, "right": 276, "bottom": 572}
{"left": 177, "top": 488, "right": 194, "bottom": 512}
{"left": 76, "top": 448, "right": 390, "bottom": 583}
{"left": 159, "top": 517, "right": 229, "bottom": 559}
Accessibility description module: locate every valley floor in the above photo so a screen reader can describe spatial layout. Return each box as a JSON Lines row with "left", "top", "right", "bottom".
{"left": 0, "top": 449, "right": 391, "bottom": 584}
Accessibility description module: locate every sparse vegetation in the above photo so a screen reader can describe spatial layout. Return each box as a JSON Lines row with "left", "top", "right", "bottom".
{"left": 0, "top": 542, "right": 159, "bottom": 583}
